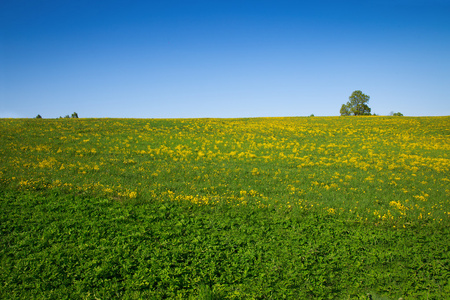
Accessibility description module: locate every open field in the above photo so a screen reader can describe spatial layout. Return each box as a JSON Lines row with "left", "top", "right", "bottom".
{"left": 1, "top": 116, "right": 449, "bottom": 299}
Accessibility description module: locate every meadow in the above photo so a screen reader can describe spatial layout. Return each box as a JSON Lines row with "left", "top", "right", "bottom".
{"left": 0, "top": 116, "right": 449, "bottom": 299}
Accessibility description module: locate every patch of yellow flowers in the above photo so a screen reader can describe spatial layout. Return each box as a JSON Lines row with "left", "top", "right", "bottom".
{"left": 1, "top": 116, "right": 448, "bottom": 225}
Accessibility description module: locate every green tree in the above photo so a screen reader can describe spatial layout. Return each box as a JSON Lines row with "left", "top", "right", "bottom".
{"left": 72, "top": 112, "right": 79, "bottom": 118}
{"left": 340, "top": 90, "right": 371, "bottom": 116}
{"left": 340, "top": 104, "right": 351, "bottom": 116}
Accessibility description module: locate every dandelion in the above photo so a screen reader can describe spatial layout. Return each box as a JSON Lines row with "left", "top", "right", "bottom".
{"left": 251, "top": 168, "right": 260, "bottom": 175}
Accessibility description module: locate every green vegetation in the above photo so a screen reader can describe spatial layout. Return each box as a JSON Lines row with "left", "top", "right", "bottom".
{"left": 1, "top": 117, "right": 449, "bottom": 299}
{"left": 340, "top": 90, "right": 372, "bottom": 116}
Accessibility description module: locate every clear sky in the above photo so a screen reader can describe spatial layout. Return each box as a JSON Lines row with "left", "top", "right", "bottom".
{"left": 1, "top": 0, "right": 449, "bottom": 118}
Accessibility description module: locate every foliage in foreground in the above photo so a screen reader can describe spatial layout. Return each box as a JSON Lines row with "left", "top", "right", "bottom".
{"left": 0, "top": 116, "right": 449, "bottom": 298}
{"left": 1, "top": 188, "right": 449, "bottom": 299}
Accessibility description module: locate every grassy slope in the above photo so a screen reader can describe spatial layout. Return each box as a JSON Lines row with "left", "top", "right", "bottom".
{"left": 1, "top": 117, "right": 449, "bottom": 299}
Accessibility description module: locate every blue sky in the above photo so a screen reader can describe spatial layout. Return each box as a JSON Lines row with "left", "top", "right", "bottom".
{"left": 1, "top": 0, "right": 449, "bottom": 118}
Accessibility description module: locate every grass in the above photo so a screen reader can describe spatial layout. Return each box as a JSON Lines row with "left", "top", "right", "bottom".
{"left": 1, "top": 116, "right": 449, "bottom": 299}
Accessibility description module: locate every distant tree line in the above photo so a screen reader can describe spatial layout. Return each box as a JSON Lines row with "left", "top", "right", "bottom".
{"left": 340, "top": 90, "right": 403, "bottom": 116}
{"left": 36, "top": 112, "right": 79, "bottom": 119}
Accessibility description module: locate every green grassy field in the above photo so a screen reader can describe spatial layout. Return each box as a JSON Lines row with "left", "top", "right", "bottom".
{"left": 1, "top": 116, "right": 449, "bottom": 299}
